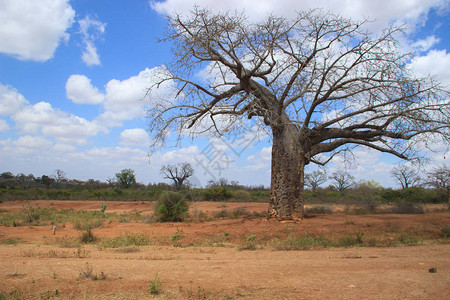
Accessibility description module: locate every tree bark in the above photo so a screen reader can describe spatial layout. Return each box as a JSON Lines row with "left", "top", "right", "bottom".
{"left": 268, "top": 125, "right": 305, "bottom": 220}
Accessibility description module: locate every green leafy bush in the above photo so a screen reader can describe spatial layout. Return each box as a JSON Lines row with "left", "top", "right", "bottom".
{"left": 149, "top": 274, "right": 164, "bottom": 295}
{"left": 155, "top": 192, "right": 189, "bottom": 222}
{"left": 380, "top": 187, "right": 444, "bottom": 204}
{"left": 230, "top": 190, "right": 252, "bottom": 201}
{"left": 202, "top": 186, "right": 233, "bottom": 201}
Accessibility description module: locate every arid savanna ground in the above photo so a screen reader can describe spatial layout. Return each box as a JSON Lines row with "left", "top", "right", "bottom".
{"left": 0, "top": 200, "right": 449, "bottom": 299}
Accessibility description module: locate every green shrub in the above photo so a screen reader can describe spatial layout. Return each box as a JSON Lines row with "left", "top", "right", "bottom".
{"left": 231, "top": 189, "right": 252, "bottom": 201}
{"left": 149, "top": 274, "right": 164, "bottom": 295}
{"left": 100, "top": 202, "right": 106, "bottom": 213}
{"left": 155, "top": 192, "right": 189, "bottom": 222}
{"left": 80, "top": 228, "right": 97, "bottom": 244}
{"left": 391, "top": 202, "right": 424, "bottom": 214}
{"left": 381, "top": 187, "right": 444, "bottom": 204}
{"left": 248, "top": 189, "right": 270, "bottom": 202}
{"left": 20, "top": 203, "right": 41, "bottom": 224}
{"left": 202, "top": 186, "right": 233, "bottom": 201}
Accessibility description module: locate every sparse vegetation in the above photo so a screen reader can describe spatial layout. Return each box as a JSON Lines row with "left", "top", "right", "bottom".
{"left": 238, "top": 234, "right": 258, "bottom": 251}
{"left": 78, "top": 263, "right": 107, "bottom": 281}
{"left": 440, "top": 225, "right": 450, "bottom": 238}
{"left": 149, "top": 274, "right": 164, "bottom": 295}
{"left": 79, "top": 227, "right": 98, "bottom": 244}
{"left": 100, "top": 233, "right": 151, "bottom": 248}
{"left": 305, "top": 205, "right": 334, "bottom": 215}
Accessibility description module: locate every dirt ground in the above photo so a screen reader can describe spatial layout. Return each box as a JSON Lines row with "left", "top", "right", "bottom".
{"left": 0, "top": 200, "right": 449, "bottom": 299}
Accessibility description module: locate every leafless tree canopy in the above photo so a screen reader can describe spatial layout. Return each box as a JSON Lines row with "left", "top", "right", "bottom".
{"left": 391, "top": 165, "right": 421, "bottom": 189}
{"left": 305, "top": 170, "right": 327, "bottom": 191}
{"left": 330, "top": 171, "right": 355, "bottom": 191}
{"left": 161, "top": 163, "right": 194, "bottom": 190}
{"left": 426, "top": 165, "right": 450, "bottom": 189}
{"left": 53, "top": 169, "right": 67, "bottom": 183}
{"left": 149, "top": 8, "right": 449, "bottom": 159}
{"left": 147, "top": 8, "right": 449, "bottom": 219}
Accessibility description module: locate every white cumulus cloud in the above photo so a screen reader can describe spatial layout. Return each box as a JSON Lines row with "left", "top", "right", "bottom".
{"left": 409, "top": 49, "right": 450, "bottom": 87}
{"left": 78, "top": 15, "right": 106, "bottom": 66}
{"left": 97, "top": 67, "right": 176, "bottom": 127}
{"left": 150, "top": 0, "right": 447, "bottom": 33}
{"left": 0, "top": 0, "right": 75, "bottom": 61}
{"left": 14, "top": 135, "right": 53, "bottom": 150}
{"left": 411, "top": 35, "right": 441, "bottom": 52}
{"left": 66, "top": 74, "right": 104, "bottom": 104}
{"left": 0, "top": 119, "right": 9, "bottom": 132}
{"left": 120, "top": 128, "right": 149, "bottom": 146}
{"left": 11, "top": 99, "right": 106, "bottom": 145}
{"left": 159, "top": 145, "right": 200, "bottom": 164}
{"left": 0, "top": 83, "right": 29, "bottom": 115}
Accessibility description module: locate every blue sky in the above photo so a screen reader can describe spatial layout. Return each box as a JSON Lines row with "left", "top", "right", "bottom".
{"left": 0, "top": 0, "right": 449, "bottom": 188}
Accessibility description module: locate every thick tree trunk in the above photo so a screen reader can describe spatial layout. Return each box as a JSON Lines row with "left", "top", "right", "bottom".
{"left": 268, "top": 126, "right": 305, "bottom": 221}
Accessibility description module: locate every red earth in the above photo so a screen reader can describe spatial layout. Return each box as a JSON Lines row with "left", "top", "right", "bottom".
{"left": 0, "top": 200, "right": 449, "bottom": 299}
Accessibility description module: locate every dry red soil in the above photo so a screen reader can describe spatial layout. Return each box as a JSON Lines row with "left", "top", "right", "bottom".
{"left": 0, "top": 200, "right": 449, "bottom": 299}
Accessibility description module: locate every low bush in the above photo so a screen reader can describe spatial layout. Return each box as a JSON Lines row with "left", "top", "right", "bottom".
{"left": 390, "top": 202, "right": 424, "bottom": 214}
{"left": 230, "top": 189, "right": 252, "bottom": 201}
{"left": 380, "top": 187, "right": 445, "bottom": 204}
{"left": 149, "top": 274, "right": 164, "bottom": 295}
{"left": 155, "top": 192, "right": 189, "bottom": 222}
{"left": 202, "top": 186, "right": 233, "bottom": 201}
{"left": 79, "top": 228, "right": 97, "bottom": 244}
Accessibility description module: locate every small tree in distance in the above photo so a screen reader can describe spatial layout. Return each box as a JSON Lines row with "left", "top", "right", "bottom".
{"left": 426, "top": 165, "right": 450, "bottom": 190}
{"left": 53, "top": 169, "right": 67, "bottom": 184}
{"left": 391, "top": 165, "right": 421, "bottom": 189}
{"left": 305, "top": 170, "right": 327, "bottom": 191}
{"left": 207, "top": 177, "right": 229, "bottom": 188}
{"left": 330, "top": 172, "right": 355, "bottom": 192}
{"left": 426, "top": 165, "right": 450, "bottom": 207}
{"left": 160, "top": 163, "right": 194, "bottom": 190}
{"left": 115, "top": 168, "right": 136, "bottom": 188}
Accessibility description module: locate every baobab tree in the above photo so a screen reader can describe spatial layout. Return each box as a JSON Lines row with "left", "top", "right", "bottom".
{"left": 330, "top": 171, "right": 355, "bottom": 192}
{"left": 147, "top": 8, "right": 450, "bottom": 220}
{"left": 305, "top": 170, "right": 327, "bottom": 191}
{"left": 391, "top": 165, "right": 421, "bottom": 189}
{"left": 160, "top": 163, "right": 194, "bottom": 190}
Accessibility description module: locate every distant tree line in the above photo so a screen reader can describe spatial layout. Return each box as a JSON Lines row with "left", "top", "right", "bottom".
{"left": 0, "top": 164, "right": 448, "bottom": 206}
